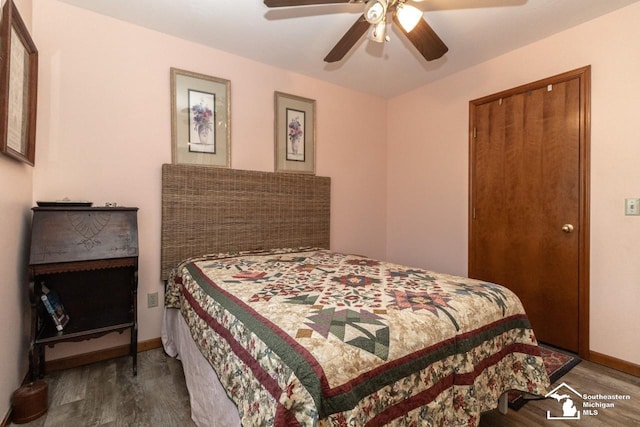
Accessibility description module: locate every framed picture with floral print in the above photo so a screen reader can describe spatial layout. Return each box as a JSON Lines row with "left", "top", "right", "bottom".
{"left": 274, "top": 91, "right": 315, "bottom": 174}
{"left": 170, "top": 68, "right": 230, "bottom": 167}
{"left": 0, "top": 0, "right": 38, "bottom": 166}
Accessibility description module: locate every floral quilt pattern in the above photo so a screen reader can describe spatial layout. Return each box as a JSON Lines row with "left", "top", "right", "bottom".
{"left": 166, "top": 248, "right": 549, "bottom": 426}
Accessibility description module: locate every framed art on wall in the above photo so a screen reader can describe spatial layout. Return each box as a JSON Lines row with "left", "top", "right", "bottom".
{"left": 274, "top": 91, "right": 315, "bottom": 174}
{"left": 0, "top": 0, "right": 38, "bottom": 166}
{"left": 171, "top": 68, "right": 230, "bottom": 167}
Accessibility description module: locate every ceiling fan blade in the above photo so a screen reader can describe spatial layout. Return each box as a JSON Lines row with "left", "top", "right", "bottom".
{"left": 264, "top": 0, "right": 354, "bottom": 7}
{"left": 393, "top": 15, "right": 448, "bottom": 61}
{"left": 324, "top": 14, "right": 370, "bottom": 63}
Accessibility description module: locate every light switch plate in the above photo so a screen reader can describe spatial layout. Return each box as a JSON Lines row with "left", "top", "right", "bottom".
{"left": 625, "top": 198, "right": 640, "bottom": 216}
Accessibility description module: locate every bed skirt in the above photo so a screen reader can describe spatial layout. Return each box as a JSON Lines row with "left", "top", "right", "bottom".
{"left": 162, "top": 308, "right": 241, "bottom": 427}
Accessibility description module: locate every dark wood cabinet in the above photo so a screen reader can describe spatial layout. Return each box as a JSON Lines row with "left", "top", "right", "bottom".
{"left": 28, "top": 206, "right": 139, "bottom": 379}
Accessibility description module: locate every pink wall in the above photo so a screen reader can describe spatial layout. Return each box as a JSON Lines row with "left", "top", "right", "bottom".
{"left": 0, "top": 141, "right": 32, "bottom": 420}
{"left": 0, "top": 173, "right": 32, "bottom": 427}
{"left": 31, "top": 0, "right": 387, "bottom": 360}
{"left": 0, "top": 0, "right": 34, "bottom": 417}
{"left": 387, "top": 3, "right": 640, "bottom": 365}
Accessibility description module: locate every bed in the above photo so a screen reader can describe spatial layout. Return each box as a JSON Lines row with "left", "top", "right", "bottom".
{"left": 160, "top": 164, "right": 550, "bottom": 426}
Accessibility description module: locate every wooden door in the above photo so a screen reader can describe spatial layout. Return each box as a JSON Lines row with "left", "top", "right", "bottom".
{"left": 469, "top": 68, "right": 590, "bottom": 356}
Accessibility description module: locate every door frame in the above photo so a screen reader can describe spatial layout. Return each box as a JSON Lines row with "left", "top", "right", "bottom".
{"left": 468, "top": 66, "right": 591, "bottom": 360}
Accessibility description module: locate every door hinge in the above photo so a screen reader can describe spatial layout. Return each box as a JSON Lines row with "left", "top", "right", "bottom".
{"left": 472, "top": 208, "right": 477, "bottom": 219}
{"left": 473, "top": 127, "right": 477, "bottom": 139}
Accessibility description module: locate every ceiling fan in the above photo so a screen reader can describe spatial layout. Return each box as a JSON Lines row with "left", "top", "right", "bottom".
{"left": 263, "top": 0, "right": 448, "bottom": 63}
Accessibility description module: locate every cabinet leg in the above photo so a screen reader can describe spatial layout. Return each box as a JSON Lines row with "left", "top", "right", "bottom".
{"left": 30, "top": 344, "right": 45, "bottom": 379}
{"left": 131, "top": 325, "right": 138, "bottom": 376}
{"left": 38, "top": 345, "right": 46, "bottom": 378}
{"left": 28, "top": 345, "right": 36, "bottom": 382}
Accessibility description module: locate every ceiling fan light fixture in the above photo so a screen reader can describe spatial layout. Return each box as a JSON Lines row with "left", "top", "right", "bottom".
{"left": 365, "top": 0, "right": 387, "bottom": 25}
{"left": 396, "top": 3, "right": 422, "bottom": 32}
{"left": 368, "top": 21, "right": 388, "bottom": 43}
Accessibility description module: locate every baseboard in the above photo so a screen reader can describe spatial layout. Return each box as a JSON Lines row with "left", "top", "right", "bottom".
{"left": 45, "top": 337, "right": 163, "bottom": 374}
{"left": 590, "top": 350, "right": 640, "bottom": 377}
{"left": 1, "top": 409, "right": 10, "bottom": 427}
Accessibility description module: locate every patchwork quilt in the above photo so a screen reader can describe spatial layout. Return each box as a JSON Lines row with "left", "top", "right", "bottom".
{"left": 165, "top": 248, "right": 549, "bottom": 426}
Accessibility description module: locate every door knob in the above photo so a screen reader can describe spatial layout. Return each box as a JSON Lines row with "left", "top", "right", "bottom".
{"left": 562, "top": 224, "right": 574, "bottom": 233}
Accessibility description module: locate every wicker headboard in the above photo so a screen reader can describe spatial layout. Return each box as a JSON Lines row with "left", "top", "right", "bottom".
{"left": 160, "top": 164, "right": 331, "bottom": 280}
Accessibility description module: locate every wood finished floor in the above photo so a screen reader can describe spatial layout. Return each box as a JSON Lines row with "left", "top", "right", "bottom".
{"left": 11, "top": 349, "right": 195, "bottom": 427}
{"left": 11, "top": 349, "right": 640, "bottom": 426}
{"left": 480, "top": 358, "right": 640, "bottom": 427}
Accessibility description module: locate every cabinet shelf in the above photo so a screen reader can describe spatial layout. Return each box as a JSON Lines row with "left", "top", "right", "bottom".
{"left": 36, "top": 316, "right": 134, "bottom": 345}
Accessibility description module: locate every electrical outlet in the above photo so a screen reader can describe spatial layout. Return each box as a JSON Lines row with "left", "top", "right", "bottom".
{"left": 147, "top": 292, "right": 158, "bottom": 308}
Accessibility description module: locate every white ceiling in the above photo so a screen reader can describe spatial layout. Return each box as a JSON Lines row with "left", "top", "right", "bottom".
{"left": 58, "top": 0, "right": 639, "bottom": 98}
